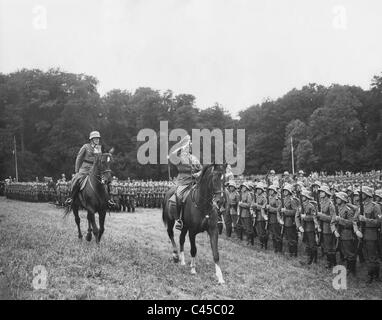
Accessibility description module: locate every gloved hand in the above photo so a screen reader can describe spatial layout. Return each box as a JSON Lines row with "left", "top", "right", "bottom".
{"left": 298, "top": 226, "right": 304, "bottom": 233}
{"left": 356, "top": 230, "right": 363, "bottom": 238}
{"left": 334, "top": 231, "right": 340, "bottom": 238}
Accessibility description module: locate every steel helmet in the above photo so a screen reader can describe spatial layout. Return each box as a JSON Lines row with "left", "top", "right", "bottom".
{"left": 335, "top": 192, "right": 348, "bottom": 203}
{"left": 89, "top": 131, "right": 101, "bottom": 140}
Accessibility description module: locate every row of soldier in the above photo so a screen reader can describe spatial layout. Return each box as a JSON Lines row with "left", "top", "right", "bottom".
{"left": 5, "top": 176, "right": 174, "bottom": 211}
{"left": 221, "top": 178, "right": 382, "bottom": 284}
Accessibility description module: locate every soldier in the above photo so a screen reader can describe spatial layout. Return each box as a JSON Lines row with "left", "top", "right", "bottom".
{"left": 317, "top": 185, "right": 337, "bottom": 269}
{"left": 65, "top": 131, "right": 114, "bottom": 208}
{"left": 283, "top": 171, "right": 294, "bottom": 185}
{"left": 280, "top": 183, "right": 299, "bottom": 257}
{"left": 358, "top": 186, "right": 382, "bottom": 283}
{"left": 374, "top": 189, "right": 382, "bottom": 262}
{"left": 331, "top": 191, "right": 361, "bottom": 276}
{"left": 129, "top": 181, "right": 136, "bottom": 212}
{"left": 295, "top": 189, "right": 318, "bottom": 265}
{"left": 227, "top": 181, "right": 240, "bottom": 237}
{"left": 266, "top": 184, "right": 282, "bottom": 253}
{"left": 296, "top": 170, "right": 308, "bottom": 187}
{"left": 168, "top": 135, "right": 202, "bottom": 230}
{"left": 238, "top": 182, "right": 254, "bottom": 245}
{"left": 110, "top": 177, "right": 120, "bottom": 211}
{"left": 252, "top": 182, "right": 269, "bottom": 249}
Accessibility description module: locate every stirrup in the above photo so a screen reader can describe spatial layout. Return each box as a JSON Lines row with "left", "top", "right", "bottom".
{"left": 64, "top": 198, "right": 72, "bottom": 205}
{"left": 108, "top": 200, "right": 116, "bottom": 207}
{"left": 175, "top": 219, "right": 183, "bottom": 231}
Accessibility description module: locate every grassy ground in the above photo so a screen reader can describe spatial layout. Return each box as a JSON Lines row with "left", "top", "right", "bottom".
{"left": 0, "top": 196, "right": 381, "bottom": 300}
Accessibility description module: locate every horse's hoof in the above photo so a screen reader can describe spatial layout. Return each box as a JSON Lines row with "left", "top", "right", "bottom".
{"left": 172, "top": 255, "right": 179, "bottom": 263}
{"left": 86, "top": 234, "right": 92, "bottom": 242}
{"left": 218, "top": 280, "right": 225, "bottom": 285}
{"left": 190, "top": 268, "right": 197, "bottom": 275}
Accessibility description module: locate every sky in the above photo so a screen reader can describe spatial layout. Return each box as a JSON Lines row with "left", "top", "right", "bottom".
{"left": 1, "top": 0, "right": 382, "bottom": 117}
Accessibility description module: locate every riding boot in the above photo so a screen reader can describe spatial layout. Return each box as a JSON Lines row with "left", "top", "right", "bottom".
{"left": 307, "top": 249, "right": 314, "bottom": 265}
{"left": 273, "top": 239, "right": 278, "bottom": 253}
{"left": 251, "top": 234, "right": 254, "bottom": 246}
{"left": 175, "top": 202, "right": 184, "bottom": 231}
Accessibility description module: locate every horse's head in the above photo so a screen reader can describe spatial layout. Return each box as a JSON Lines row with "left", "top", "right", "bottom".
{"left": 210, "top": 163, "right": 227, "bottom": 209}
{"left": 95, "top": 153, "right": 113, "bottom": 185}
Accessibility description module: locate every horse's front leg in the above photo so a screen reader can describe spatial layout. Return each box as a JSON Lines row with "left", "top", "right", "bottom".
{"left": 209, "top": 227, "right": 225, "bottom": 284}
{"left": 189, "top": 232, "right": 197, "bottom": 274}
{"left": 98, "top": 210, "right": 106, "bottom": 242}
{"left": 167, "top": 220, "right": 179, "bottom": 263}
{"left": 179, "top": 228, "right": 188, "bottom": 266}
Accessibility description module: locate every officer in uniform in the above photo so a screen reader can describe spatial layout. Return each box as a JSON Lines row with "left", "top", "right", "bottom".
{"left": 66, "top": 131, "right": 114, "bottom": 208}
{"left": 266, "top": 184, "right": 282, "bottom": 253}
{"left": 317, "top": 185, "right": 337, "bottom": 268}
{"left": 238, "top": 182, "right": 254, "bottom": 245}
{"left": 296, "top": 189, "right": 318, "bottom": 265}
{"left": 168, "top": 135, "right": 202, "bottom": 230}
{"left": 358, "top": 186, "right": 382, "bottom": 283}
{"left": 280, "top": 183, "right": 299, "bottom": 257}
{"left": 252, "top": 182, "right": 269, "bottom": 249}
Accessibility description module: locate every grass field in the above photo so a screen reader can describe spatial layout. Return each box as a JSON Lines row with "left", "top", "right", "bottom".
{"left": 0, "top": 196, "right": 381, "bottom": 300}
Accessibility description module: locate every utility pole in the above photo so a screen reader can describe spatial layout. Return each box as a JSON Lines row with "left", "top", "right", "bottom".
{"left": 14, "top": 136, "right": 19, "bottom": 182}
{"left": 291, "top": 136, "right": 295, "bottom": 175}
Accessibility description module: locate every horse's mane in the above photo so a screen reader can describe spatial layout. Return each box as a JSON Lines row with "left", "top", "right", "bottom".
{"left": 196, "top": 164, "right": 215, "bottom": 211}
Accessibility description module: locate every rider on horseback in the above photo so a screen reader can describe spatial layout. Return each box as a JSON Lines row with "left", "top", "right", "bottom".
{"left": 168, "top": 135, "right": 202, "bottom": 230}
{"left": 65, "top": 131, "right": 115, "bottom": 208}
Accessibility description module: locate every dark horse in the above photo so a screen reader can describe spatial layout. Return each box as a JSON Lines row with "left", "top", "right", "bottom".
{"left": 64, "top": 152, "right": 113, "bottom": 243}
{"left": 162, "top": 164, "right": 226, "bottom": 284}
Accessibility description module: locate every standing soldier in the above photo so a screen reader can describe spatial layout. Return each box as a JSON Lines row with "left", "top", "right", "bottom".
{"left": 295, "top": 189, "right": 318, "bottom": 265}
{"left": 110, "top": 177, "right": 119, "bottom": 211}
{"left": 280, "top": 183, "right": 299, "bottom": 257}
{"left": 266, "top": 184, "right": 282, "bottom": 253}
{"left": 252, "top": 182, "right": 269, "bottom": 249}
{"left": 331, "top": 191, "right": 361, "bottom": 276}
{"left": 317, "top": 185, "right": 337, "bottom": 269}
{"left": 129, "top": 181, "right": 136, "bottom": 212}
{"left": 228, "top": 181, "right": 240, "bottom": 237}
{"left": 238, "top": 182, "right": 254, "bottom": 245}
{"left": 358, "top": 186, "right": 382, "bottom": 283}
{"left": 374, "top": 189, "right": 382, "bottom": 262}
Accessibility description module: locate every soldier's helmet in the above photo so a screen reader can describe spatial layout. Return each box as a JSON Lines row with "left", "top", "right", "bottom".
{"left": 360, "top": 186, "right": 373, "bottom": 198}
{"left": 270, "top": 170, "right": 275, "bottom": 174}
{"left": 298, "top": 170, "right": 304, "bottom": 175}
{"left": 318, "top": 185, "right": 331, "bottom": 196}
{"left": 89, "top": 131, "right": 101, "bottom": 140}
{"left": 374, "top": 189, "right": 382, "bottom": 200}
{"left": 282, "top": 183, "right": 293, "bottom": 195}
{"left": 301, "top": 189, "right": 313, "bottom": 200}
{"left": 335, "top": 192, "right": 348, "bottom": 203}
{"left": 283, "top": 171, "right": 289, "bottom": 176}
{"left": 268, "top": 184, "right": 278, "bottom": 193}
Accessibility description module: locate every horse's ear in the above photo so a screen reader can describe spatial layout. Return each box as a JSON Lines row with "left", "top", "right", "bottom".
{"left": 109, "top": 147, "right": 115, "bottom": 154}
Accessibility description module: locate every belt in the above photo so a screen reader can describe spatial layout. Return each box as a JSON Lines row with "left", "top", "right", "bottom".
{"left": 83, "top": 159, "right": 93, "bottom": 164}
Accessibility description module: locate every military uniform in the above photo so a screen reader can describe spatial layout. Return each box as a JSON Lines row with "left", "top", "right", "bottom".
{"left": 267, "top": 186, "right": 282, "bottom": 253}
{"left": 252, "top": 185, "right": 269, "bottom": 249}
{"left": 358, "top": 196, "right": 382, "bottom": 282}
{"left": 238, "top": 183, "right": 254, "bottom": 245}
{"left": 296, "top": 194, "right": 318, "bottom": 264}
{"left": 228, "top": 184, "right": 240, "bottom": 236}
{"left": 317, "top": 189, "right": 337, "bottom": 268}
{"left": 280, "top": 192, "right": 299, "bottom": 257}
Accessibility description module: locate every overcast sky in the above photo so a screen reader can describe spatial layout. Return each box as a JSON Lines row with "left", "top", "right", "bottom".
{"left": 1, "top": 0, "right": 382, "bottom": 117}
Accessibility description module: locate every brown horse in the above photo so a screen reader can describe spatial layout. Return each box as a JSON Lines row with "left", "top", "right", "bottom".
{"left": 162, "top": 164, "right": 226, "bottom": 284}
{"left": 64, "top": 152, "right": 113, "bottom": 244}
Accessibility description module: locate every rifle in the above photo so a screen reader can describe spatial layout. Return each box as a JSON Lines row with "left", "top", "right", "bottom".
{"left": 315, "top": 191, "right": 322, "bottom": 246}
{"left": 265, "top": 172, "right": 270, "bottom": 231}
{"left": 333, "top": 193, "right": 340, "bottom": 251}
{"left": 280, "top": 179, "right": 285, "bottom": 237}
{"left": 357, "top": 183, "right": 364, "bottom": 250}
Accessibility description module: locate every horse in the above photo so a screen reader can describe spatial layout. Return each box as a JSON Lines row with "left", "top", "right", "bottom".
{"left": 64, "top": 152, "right": 113, "bottom": 244}
{"left": 162, "top": 163, "right": 227, "bottom": 284}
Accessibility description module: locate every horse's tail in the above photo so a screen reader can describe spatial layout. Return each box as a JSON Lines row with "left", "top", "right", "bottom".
{"left": 63, "top": 203, "right": 72, "bottom": 218}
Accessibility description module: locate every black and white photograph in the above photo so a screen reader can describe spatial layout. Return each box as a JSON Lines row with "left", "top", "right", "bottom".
{"left": 0, "top": 0, "right": 382, "bottom": 305}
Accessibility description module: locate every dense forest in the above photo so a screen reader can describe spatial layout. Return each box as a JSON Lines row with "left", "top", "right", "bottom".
{"left": 0, "top": 68, "right": 381, "bottom": 180}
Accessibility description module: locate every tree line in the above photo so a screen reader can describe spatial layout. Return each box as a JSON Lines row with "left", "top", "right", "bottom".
{"left": 0, "top": 68, "right": 381, "bottom": 181}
